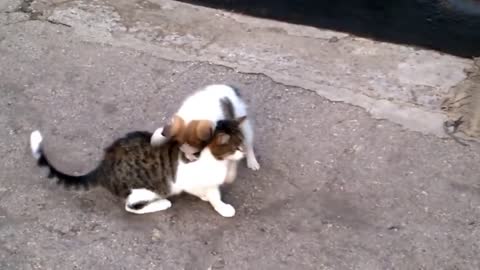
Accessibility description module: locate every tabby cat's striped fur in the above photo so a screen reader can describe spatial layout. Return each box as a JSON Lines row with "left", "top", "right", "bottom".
{"left": 30, "top": 117, "right": 246, "bottom": 217}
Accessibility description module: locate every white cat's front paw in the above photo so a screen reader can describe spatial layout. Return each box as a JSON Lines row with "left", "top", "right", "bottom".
{"left": 184, "top": 152, "right": 199, "bottom": 161}
{"left": 215, "top": 203, "right": 236, "bottom": 217}
{"left": 247, "top": 157, "right": 260, "bottom": 171}
{"left": 151, "top": 127, "right": 168, "bottom": 146}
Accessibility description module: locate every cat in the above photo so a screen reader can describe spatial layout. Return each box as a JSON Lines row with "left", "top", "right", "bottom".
{"left": 150, "top": 84, "right": 260, "bottom": 170}
{"left": 29, "top": 117, "right": 247, "bottom": 217}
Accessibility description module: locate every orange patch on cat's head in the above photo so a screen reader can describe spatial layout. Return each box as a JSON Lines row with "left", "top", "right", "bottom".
{"left": 162, "top": 115, "right": 214, "bottom": 152}
{"left": 161, "top": 115, "right": 186, "bottom": 140}
{"left": 183, "top": 120, "right": 214, "bottom": 148}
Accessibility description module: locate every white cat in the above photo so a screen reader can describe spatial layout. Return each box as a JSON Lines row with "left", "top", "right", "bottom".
{"left": 151, "top": 84, "right": 260, "bottom": 170}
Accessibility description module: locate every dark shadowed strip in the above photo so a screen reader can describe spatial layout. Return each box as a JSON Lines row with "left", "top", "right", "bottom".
{"left": 167, "top": 143, "right": 180, "bottom": 182}
{"left": 229, "top": 85, "right": 242, "bottom": 97}
{"left": 220, "top": 97, "right": 235, "bottom": 120}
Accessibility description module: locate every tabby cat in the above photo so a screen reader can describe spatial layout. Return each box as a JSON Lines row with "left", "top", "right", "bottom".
{"left": 30, "top": 117, "right": 246, "bottom": 217}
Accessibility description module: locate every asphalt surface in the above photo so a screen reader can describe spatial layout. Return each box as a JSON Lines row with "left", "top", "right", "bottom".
{"left": 1, "top": 1, "right": 480, "bottom": 270}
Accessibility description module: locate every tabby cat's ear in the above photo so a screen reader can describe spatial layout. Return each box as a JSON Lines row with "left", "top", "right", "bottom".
{"left": 217, "top": 133, "right": 231, "bottom": 145}
{"left": 162, "top": 115, "right": 185, "bottom": 138}
{"left": 235, "top": 116, "right": 247, "bottom": 125}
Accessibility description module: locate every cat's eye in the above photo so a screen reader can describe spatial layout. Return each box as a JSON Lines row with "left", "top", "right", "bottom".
{"left": 193, "top": 152, "right": 201, "bottom": 158}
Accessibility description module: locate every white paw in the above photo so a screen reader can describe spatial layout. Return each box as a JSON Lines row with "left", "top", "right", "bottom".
{"left": 151, "top": 127, "right": 168, "bottom": 146}
{"left": 157, "top": 199, "right": 172, "bottom": 210}
{"left": 125, "top": 199, "right": 172, "bottom": 214}
{"left": 184, "top": 152, "right": 199, "bottom": 161}
{"left": 247, "top": 157, "right": 260, "bottom": 171}
{"left": 215, "top": 203, "right": 236, "bottom": 217}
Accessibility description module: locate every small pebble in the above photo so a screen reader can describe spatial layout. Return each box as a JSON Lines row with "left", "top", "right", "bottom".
{"left": 329, "top": 36, "right": 339, "bottom": 43}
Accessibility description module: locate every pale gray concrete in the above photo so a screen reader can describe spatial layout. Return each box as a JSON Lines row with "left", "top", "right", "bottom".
{"left": 1, "top": 1, "right": 480, "bottom": 270}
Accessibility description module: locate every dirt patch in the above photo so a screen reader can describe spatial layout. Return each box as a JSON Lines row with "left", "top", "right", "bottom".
{"left": 442, "top": 58, "right": 480, "bottom": 138}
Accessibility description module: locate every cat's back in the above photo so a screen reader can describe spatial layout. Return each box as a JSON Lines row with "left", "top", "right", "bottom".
{"left": 104, "top": 131, "right": 152, "bottom": 156}
{"left": 99, "top": 131, "right": 180, "bottom": 197}
{"left": 178, "top": 85, "right": 246, "bottom": 122}
{"left": 103, "top": 131, "right": 179, "bottom": 162}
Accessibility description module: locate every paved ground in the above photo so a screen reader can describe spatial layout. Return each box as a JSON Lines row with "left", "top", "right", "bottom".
{"left": 1, "top": 0, "right": 480, "bottom": 270}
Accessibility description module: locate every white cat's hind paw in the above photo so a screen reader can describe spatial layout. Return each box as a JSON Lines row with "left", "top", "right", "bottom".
{"left": 214, "top": 203, "right": 236, "bottom": 217}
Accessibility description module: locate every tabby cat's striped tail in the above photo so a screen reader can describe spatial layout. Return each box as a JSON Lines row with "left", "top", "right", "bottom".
{"left": 30, "top": 130, "right": 98, "bottom": 189}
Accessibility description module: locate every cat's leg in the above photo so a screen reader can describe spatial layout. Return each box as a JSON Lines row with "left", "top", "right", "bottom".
{"left": 205, "top": 187, "right": 235, "bottom": 217}
{"left": 224, "top": 161, "right": 238, "bottom": 184}
{"left": 186, "top": 188, "right": 209, "bottom": 201}
{"left": 241, "top": 119, "right": 260, "bottom": 170}
{"left": 125, "top": 188, "right": 172, "bottom": 214}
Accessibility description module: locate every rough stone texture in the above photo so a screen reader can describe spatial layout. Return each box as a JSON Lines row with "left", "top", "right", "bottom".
{"left": 443, "top": 58, "right": 480, "bottom": 138}
{"left": 1, "top": 0, "right": 480, "bottom": 270}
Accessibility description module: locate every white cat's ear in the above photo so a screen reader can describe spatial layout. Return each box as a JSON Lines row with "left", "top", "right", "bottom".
{"left": 217, "top": 134, "right": 230, "bottom": 145}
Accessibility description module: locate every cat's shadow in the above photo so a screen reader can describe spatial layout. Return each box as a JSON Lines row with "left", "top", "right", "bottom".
{"left": 67, "top": 160, "right": 258, "bottom": 223}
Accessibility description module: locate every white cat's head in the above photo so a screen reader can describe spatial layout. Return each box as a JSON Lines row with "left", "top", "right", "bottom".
{"left": 159, "top": 115, "right": 214, "bottom": 160}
